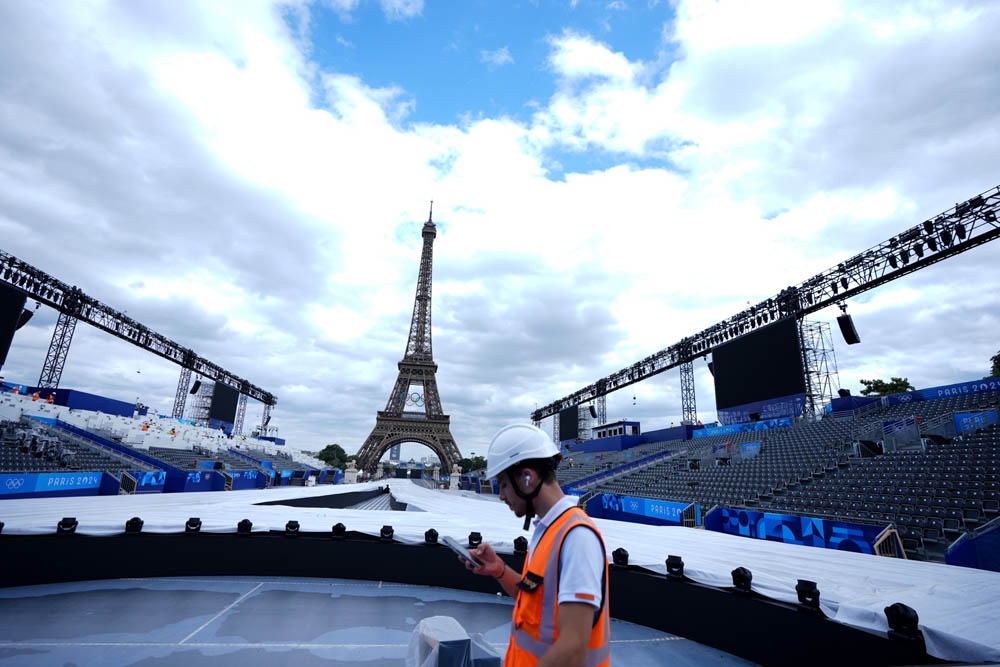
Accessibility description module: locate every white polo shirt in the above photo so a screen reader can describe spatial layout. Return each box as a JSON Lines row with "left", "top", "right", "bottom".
{"left": 528, "top": 495, "right": 606, "bottom": 609}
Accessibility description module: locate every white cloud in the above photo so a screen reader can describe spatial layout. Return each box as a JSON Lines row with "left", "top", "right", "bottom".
{"left": 1, "top": 0, "right": 997, "bottom": 460}
{"left": 480, "top": 46, "right": 514, "bottom": 67}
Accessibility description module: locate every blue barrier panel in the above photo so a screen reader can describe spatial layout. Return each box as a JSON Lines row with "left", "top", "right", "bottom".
{"left": 228, "top": 470, "right": 261, "bottom": 491}
{"left": 182, "top": 470, "right": 216, "bottom": 492}
{"left": 742, "top": 442, "right": 761, "bottom": 459}
{"left": 946, "top": 524, "right": 1000, "bottom": 572}
{"left": 919, "top": 377, "right": 1000, "bottom": 401}
{"left": 587, "top": 493, "right": 691, "bottom": 527}
{"left": 328, "top": 469, "right": 343, "bottom": 485}
{"left": 131, "top": 471, "right": 166, "bottom": 494}
{"left": 196, "top": 460, "right": 217, "bottom": 470}
{"left": 704, "top": 507, "right": 880, "bottom": 554}
{"left": 954, "top": 410, "right": 999, "bottom": 434}
{"left": 1, "top": 471, "right": 104, "bottom": 499}
{"left": 693, "top": 417, "right": 793, "bottom": 438}
{"left": 717, "top": 393, "right": 805, "bottom": 426}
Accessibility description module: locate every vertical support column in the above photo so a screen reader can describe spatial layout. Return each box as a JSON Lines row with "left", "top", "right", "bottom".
{"left": 38, "top": 311, "right": 78, "bottom": 389}
{"left": 234, "top": 393, "right": 247, "bottom": 436}
{"left": 261, "top": 402, "right": 273, "bottom": 435}
{"left": 172, "top": 367, "right": 192, "bottom": 419}
{"left": 597, "top": 395, "right": 607, "bottom": 426}
{"left": 680, "top": 360, "right": 697, "bottom": 425}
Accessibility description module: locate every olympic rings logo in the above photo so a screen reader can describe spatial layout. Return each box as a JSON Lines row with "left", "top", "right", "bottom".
{"left": 5, "top": 477, "right": 26, "bottom": 490}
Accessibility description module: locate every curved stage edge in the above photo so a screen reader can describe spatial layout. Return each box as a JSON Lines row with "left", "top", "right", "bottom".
{"left": 0, "top": 531, "right": 943, "bottom": 667}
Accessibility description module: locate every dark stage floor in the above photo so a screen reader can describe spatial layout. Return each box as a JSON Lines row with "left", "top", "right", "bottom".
{"left": 0, "top": 576, "right": 758, "bottom": 666}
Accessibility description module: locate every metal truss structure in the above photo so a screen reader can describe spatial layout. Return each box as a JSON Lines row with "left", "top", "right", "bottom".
{"left": 532, "top": 184, "right": 1000, "bottom": 422}
{"left": 680, "top": 360, "right": 697, "bottom": 424}
{"left": 356, "top": 207, "right": 462, "bottom": 474}
{"left": 0, "top": 249, "right": 276, "bottom": 415}
{"left": 234, "top": 393, "right": 247, "bottom": 436}
{"left": 799, "top": 320, "right": 839, "bottom": 418}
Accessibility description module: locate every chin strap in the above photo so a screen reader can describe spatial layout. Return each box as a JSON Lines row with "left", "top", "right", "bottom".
{"left": 507, "top": 468, "right": 544, "bottom": 531}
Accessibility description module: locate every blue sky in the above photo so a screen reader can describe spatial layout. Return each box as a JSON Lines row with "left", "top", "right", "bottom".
{"left": 306, "top": 1, "right": 672, "bottom": 125}
{"left": 1, "top": 1, "right": 999, "bottom": 459}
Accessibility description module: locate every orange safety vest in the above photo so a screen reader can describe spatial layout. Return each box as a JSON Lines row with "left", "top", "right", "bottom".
{"left": 506, "top": 506, "right": 610, "bottom": 667}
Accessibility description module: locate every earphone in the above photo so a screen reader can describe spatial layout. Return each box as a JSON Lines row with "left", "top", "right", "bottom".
{"left": 524, "top": 474, "right": 531, "bottom": 486}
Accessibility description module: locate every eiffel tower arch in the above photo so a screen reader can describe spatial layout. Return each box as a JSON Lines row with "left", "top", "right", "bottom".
{"left": 356, "top": 206, "right": 462, "bottom": 474}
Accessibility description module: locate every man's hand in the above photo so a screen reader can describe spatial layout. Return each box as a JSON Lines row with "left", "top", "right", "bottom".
{"left": 465, "top": 542, "right": 504, "bottom": 578}
{"left": 538, "top": 602, "right": 594, "bottom": 667}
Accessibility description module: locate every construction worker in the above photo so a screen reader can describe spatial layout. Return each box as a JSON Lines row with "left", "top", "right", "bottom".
{"left": 31, "top": 391, "right": 40, "bottom": 401}
{"left": 46, "top": 393, "right": 54, "bottom": 404}
{"left": 466, "top": 424, "right": 610, "bottom": 666}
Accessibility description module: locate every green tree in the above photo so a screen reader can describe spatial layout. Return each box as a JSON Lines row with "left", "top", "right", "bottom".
{"left": 317, "top": 444, "right": 349, "bottom": 468}
{"left": 990, "top": 350, "right": 1000, "bottom": 378}
{"left": 455, "top": 455, "right": 487, "bottom": 474}
{"left": 859, "top": 377, "right": 915, "bottom": 396}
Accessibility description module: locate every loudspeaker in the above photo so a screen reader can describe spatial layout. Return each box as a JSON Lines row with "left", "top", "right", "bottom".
{"left": 707, "top": 361, "right": 714, "bottom": 377}
{"left": 15, "top": 308, "right": 33, "bottom": 330}
{"left": 837, "top": 313, "right": 861, "bottom": 345}
{"left": 588, "top": 405, "right": 597, "bottom": 419}
{"left": 190, "top": 379, "right": 202, "bottom": 394}
{"left": 837, "top": 388, "right": 851, "bottom": 398}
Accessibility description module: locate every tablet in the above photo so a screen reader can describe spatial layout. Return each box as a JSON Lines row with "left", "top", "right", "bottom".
{"left": 442, "top": 535, "right": 482, "bottom": 566}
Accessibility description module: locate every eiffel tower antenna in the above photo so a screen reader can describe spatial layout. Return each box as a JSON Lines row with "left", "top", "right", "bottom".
{"left": 356, "top": 206, "right": 461, "bottom": 475}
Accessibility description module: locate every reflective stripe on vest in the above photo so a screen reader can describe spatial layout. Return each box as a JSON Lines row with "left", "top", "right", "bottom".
{"left": 507, "top": 507, "right": 610, "bottom": 667}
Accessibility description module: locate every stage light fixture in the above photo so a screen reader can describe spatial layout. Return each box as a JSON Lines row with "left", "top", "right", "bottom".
{"left": 913, "top": 242, "right": 924, "bottom": 258}
{"left": 513, "top": 536, "right": 528, "bottom": 554}
{"left": 955, "top": 222, "right": 967, "bottom": 240}
{"left": 796, "top": 579, "right": 820, "bottom": 610}
{"left": 927, "top": 236, "right": 938, "bottom": 252}
{"left": 331, "top": 522, "right": 347, "bottom": 539}
{"left": 57, "top": 517, "right": 78, "bottom": 536}
{"left": 884, "top": 602, "right": 922, "bottom": 641}
{"left": 125, "top": 516, "right": 144, "bottom": 535}
{"left": 923, "top": 220, "right": 934, "bottom": 234}
{"left": 380, "top": 525, "right": 394, "bottom": 541}
{"left": 284, "top": 520, "right": 300, "bottom": 537}
{"left": 468, "top": 531, "right": 482, "bottom": 548}
{"left": 424, "top": 528, "right": 439, "bottom": 544}
{"left": 831, "top": 280, "right": 838, "bottom": 294}
{"left": 665, "top": 555, "right": 685, "bottom": 579}
{"left": 185, "top": 517, "right": 202, "bottom": 534}
{"left": 731, "top": 567, "right": 753, "bottom": 593}
{"left": 888, "top": 255, "right": 898, "bottom": 269}
{"left": 899, "top": 249, "right": 909, "bottom": 265}
{"left": 940, "top": 229, "right": 953, "bottom": 246}
{"left": 237, "top": 519, "right": 253, "bottom": 535}
{"left": 840, "top": 277, "right": 849, "bottom": 290}
{"left": 986, "top": 211, "right": 997, "bottom": 223}
{"left": 611, "top": 547, "right": 629, "bottom": 567}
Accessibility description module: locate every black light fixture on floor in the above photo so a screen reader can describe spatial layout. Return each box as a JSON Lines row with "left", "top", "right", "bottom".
{"left": 380, "top": 525, "right": 394, "bottom": 541}
{"left": 424, "top": 528, "right": 439, "bottom": 544}
{"left": 285, "top": 520, "right": 300, "bottom": 537}
{"left": 885, "top": 602, "right": 922, "bottom": 642}
{"left": 57, "top": 517, "right": 78, "bottom": 536}
{"left": 731, "top": 567, "right": 752, "bottom": 593}
{"left": 125, "top": 516, "right": 144, "bottom": 535}
{"left": 513, "top": 536, "right": 528, "bottom": 554}
{"left": 796, "top": 579, "right": 820, "bottom": 611}
{"left": 666, "top": 555, "right": 684, "bottom": 579}
{"left": 331, "top": 522, "right": 347, "bottom": 539}
{"left": 611, "top": 548, "right": 629, "bottom": 567}
{"left": 237, "top": 519, "right": 253, "bottom": 535}
{"left": 468, "top": 531, "right": 482, "bottom": 548}
{"left": 185, "top": 517, "right": 202, "bottom": 534}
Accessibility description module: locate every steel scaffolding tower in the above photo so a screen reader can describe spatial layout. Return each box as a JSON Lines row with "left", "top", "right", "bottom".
{"left": 799, "top": 319, "right": 839, "bottom": 418}
{"left": 680, "top": 360, "right": 697, "bottom": 424}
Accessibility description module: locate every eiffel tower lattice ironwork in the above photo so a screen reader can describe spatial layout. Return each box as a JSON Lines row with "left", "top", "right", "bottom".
{"left": 356, "top": 206, "right": 462, "bottom": 474}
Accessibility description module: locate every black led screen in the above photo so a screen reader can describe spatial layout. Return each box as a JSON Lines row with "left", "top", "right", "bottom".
{"left": 209, "top": 382, "right": 239, "bottom": 423}
{"left": 712, "top": 318, "right": 806, "bottom": 410}
{"left": 0, "top": 284, "right": 27, "bottom": 367}
{"left": 558, "top": 405, "right": 578, "bottom": 441}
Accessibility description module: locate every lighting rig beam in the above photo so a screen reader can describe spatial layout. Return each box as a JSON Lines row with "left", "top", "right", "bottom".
{"left": 0, "top": 248, "right": 276, "bottom": 407}
{"left": 531, "top": 184, "right": 1000, "bottom": 422}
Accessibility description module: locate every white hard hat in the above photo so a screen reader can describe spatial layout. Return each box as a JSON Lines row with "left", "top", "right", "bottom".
{"left": 485, "top": 424, "right": 560, "bottom": 479}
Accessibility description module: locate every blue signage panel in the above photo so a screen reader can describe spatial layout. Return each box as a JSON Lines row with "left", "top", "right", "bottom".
{"left": 704, "top": 507, "right": 881, "bottom": 554}
{"left": 131, "top": 471, "right": 166, "bottom": 494}
{"left": 954, "top": 410, "right": 999, "bottom": 434}
{"left": 694, "top": 417, "right": 793, "bottom": 439}
{"left": 717, "top": 393, "right": 806, "bottom": 426}
{"left": 595, "top": 494, "right": 691, "bottom": 526}
{"left": 1, "top": 472, "right": 104, "bottom": 496}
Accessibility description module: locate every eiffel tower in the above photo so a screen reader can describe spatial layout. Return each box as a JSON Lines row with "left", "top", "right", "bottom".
{"left": 356, "top": 205, "right": 462, "bottom": 474}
